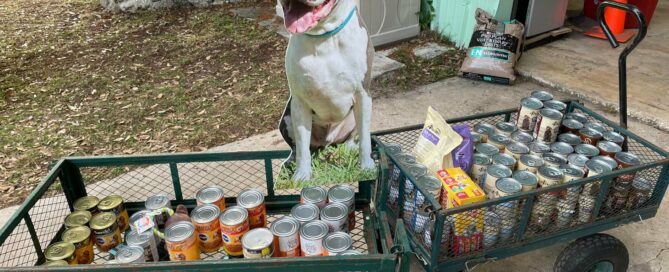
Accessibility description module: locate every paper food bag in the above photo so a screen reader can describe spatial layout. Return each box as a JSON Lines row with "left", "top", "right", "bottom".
{"left": 413, "top": 107, "right": 463, "bottom": 173}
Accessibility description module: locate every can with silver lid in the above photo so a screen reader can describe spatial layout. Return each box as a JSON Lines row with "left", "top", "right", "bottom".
{"left": 300, "top": 186, "right": 328, "bottom": 208}
{"left": 64, "top": 211, "right": 92, "bottom": 229}
{"left": 550, "top": 142, "right": 574, "bottom": 156}
{"left": 505, "top": 142, "right": 529, "bottom": 161}
{"left": 531, "top": 90, "right": 554, "bottom": 101}
{"left": 90, "top": 212, "right": 121, "bottom": 252}
{"left": 603, "top": 131, "right": 625, "bottom": 146}
{"left": 196, "top": 185, "right": 226, "bottom": 211}
{"left": 558, "top": 133, "right": 582, "bottom": 146}
{"left": 511, "top": 130, "right": 534, "bottom": 145}
{"left": 413, "top": 207, "right": 430, "bottom": 234}
{"left": 534, "top": 108, "right": 563, "bottom": 143}
{"left": 568, "top": 153, "right": 589, "bottom": 173}
{"left": 513, "top": 170, "right": 538, "bottom": 192}
{"left": 61, "top": 226, "right": 94, "bottom": 264}
{"left": 322, "top": 232, "right": 353, "bottom": 256}
{"left": 470, "top": 153, "right": 492, "bottom": 187}
{"left": 494, "top": 178, "right": 522, "bottom": 199}
{"left": 165, "top": 221, "right": 200, "bottom": 261}
{"left": 582, "top": 159, "right": 614, "bottom": 196}
{"left": 237, "top": 189, "right": 267, "bottom": 229}
{"left": 585, "top": 122, "right": 607, "bottom": 133}
{"left": 291, "top": 203, "right": 320, "bottom": 226}
{"left": 415, "top": 175, "right": 442, "bottom": 208}
{"left": 495, "top": 122, "right": 517, "bottom": 136}
{"left": 544, "top": 100, "right": 567, "bottom": 113}
{"left": 126, "top": 228, "right": 162, "bottom": 262}
{"left": 98, "top": 195, "right": 129, "bottom": 233}
{"left": 385, "top": 143, "right": 404, "bottom": 186}
{"left": 518, "top": 154, "right": 543, "bottom": 174}
{"left": 191, "top": 204, "right": 223, "bottom": 253}
{"left": 560, "top": 118, "right": 583, "bottom": 134}
{"left": 593, "top": 155, "right": 619, "bottom": 170}
{"left": 242, "top": 228, "right": 274, "bottom": 259}
{"left": 219, "top": 206, "right": 250, "bottom": 257}
{"left": 565, "top": 112, "right": 589, "bottom": 124}
{"left": 328, "top": 185, "right": 356, "bottom": 231}
{"left": 597, "top": 141, "right": 622, "bottom": 157}
{"left": 484, "top": 164, "right": 512, "bottom": 196}
{"left": 475, "top": 143, "right": 500, "bottom": 158}
{"left": 474, "top": 123, "right": 496, "bottom": 142}
{"left": 116, "top": 246, "right": 146, "bottom": 264}
{"left": 300, "top": 220, "right": 329, "bottom": 256}
{"left": 45, "top": 242, "right": 77, "bottom": 265}
{"left": 516, "top": 97, "right": 543, "bottom": 132}
{"left": 537, "top": 166, "right": 564, "bottom": 187}
{"left": 493, "top": 153, "right": 517, "bottom": 170}
{"left": 320, "top": 202, "right": 349, "bottom": 233}
{"left": 542, "top": 152, "right": 568, "bottom": 168}
{"left": 577, "top": 194, "right": 596, "bottom": 223}
{"left": 560, "top": 164, "right": 585, "bottom": 208}
{"left": 42, "top": 260, "right": 69, "bottom": 267}
{"left": 74, "top": 196, "right": 100, "bottom": 215}
{"left": 561, "top": 164, "right": 585, "bottom": 183}
{"left": 627, "top": 177, "right": 652, "bottom": 210}
{"left": 483, "top": 211, "right": 501, "bottom": 248}
{"left": 471, "top": 132, "right": 483, "bottom": 145}
{"left": 337, "top": 250, "right": 363, "bottom": 256}
{"left": 528, "top": 142, "right": 551, "bottom": 156}
{"left": 615, "top": 152, "right": 641, "bottom": 186}
{"left": 270, "top": 217, "right": 301, "bottom": 257}
{"left": 489, "top": 134, "right": 511, "bottom": 153}
{"left": 145, "top": 194, "right": 171, "bottom": 229}
{"left": 578, "top": 127, "right": 603, "bottom": 145}
{"left": 403, "top": 164, "right": 428, "bottom": 198}
{"left": 575, "top": 143, "right": 600, "bottom": 158}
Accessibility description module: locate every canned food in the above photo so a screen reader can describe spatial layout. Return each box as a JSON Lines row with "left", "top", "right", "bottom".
{"left": 270, "top": 217, "right": 301, "bottom": 257}
{"left": 129, "top": 210, "right": 158, "bottom": 234}
{"left": 603, "top": 131, "right": 625, "bottom": 146}
{"left": 494, "top": 178, "right": 522, "bottom": 199}
{"left": 191, "top": 204, "right": 223, "bottom": 253}
{"left": 483, "top": 211, "right": 501, "bottom": 248}
{"left": 575, "top": 143, "right": 600, "bottom": 158}
{"left": 489, "top": 134, "right": 511, "bottom": 152}
{"left": 565, "top": 112, "right": 589, "bottom": 124}
{"left": 165, "top": 221, "right": 201, "bottom": 261}
{"left": 505, "top": 142, "right": 529, "bottom": 161}
{"left": 116, "top": 246, "right": 146, "bottom": 264}
{"left": 196, "top": 185, "right": 226, "bottom": 211}
{"left": 415, "top": 175, "right": 442, "bottom": 208}
{"left": 337, "top": 250, "right": 363, "bottom": 256}
{"left": 98, "top": 195, "right": 129, "bottom": 232}
{"left": 300, "top": 186, "right": 328, "bottom": 208}
{"left": 145, "top": 194, "right": 171, "bottom": 229}
{"left": 537, "top": 166, "right": 564, "bottom": 187}
{"left": 89, "top": 212, "right": 121, "bottom": 252}
{"left": 555, "top": 206, "right": 575, "bottom": 228}
{"left": 471, "top": 154, "right": 492, "bottom": 187}
{"left": 475, "top": 143, "right": 500, "bottom": 158}
{"left": 560, "top": 164, "right": 585, "bottom": 182}
{"left": 582, "top": 159, "right": 614, "bottom": 196}
{"left": 484, "top": 164, "right": 513, "bottom": 195}
{"left": 568, "top": 153, "right": 589, "bottom": 173}
{"left": 322, "top": 232, "right": 353, "bottom": 256}
{"left": 528, "top": 142, "right": 551, "bottom": 157}
{"left": 544, "top": 100, "right": 567, "bottom": 113}
{"left": 43, "top": 260, "right": 69, "bottom": 266}
{"left": 45, "top": 242, "right": 76, "bottom": 265}
{"left": 516, "top": 97, "right": 543, "bottom": 132}
{"left": 242, "top": 228, "right": 274, "bottom": 259}
{"left": 542, "top": 152, "right": 568, "bottom": 168}
{"left": 471, "top": 132, "right": 483, "bottom": 145}
{"left": 513, "top": 170, "right": 538, "bottom": 192}
{"left": 511, "top": 130, "right": 534, "bottom": 145}
{"left": 385, "top": 143, "right": 404, "bottom": 186}
{"left": 495, "top": 122, "right": 517, "bottom": 136}
{"left": 291, "top": 203, "right": 320, "bottom": 226}
{"left": 424, "top": 217, "right": 450, "bottom": 250}
{"left": 321, "top": 202, "right": 349, "bottom": 233}
{"left": 398, "top": 153, "right": 417, "bottom": 165}
{"left": 598, "top": 141, "right": 622, "bottom": 157}
{"left": 518, "top": 154, "right": 543, "bottom": 174}
{"left": 413, "top": 208, "right": 430, "bottom": 234}
{"left": 560, "top": 118, "right": 584, "bottom": 134}
{"left": 498, "top": 220, "right": 515, "bottom": 241}
{"left": 402, "top": 200, "right": 416, "bottom": 231}
{"left": 219, "top": 206, "right": 250, "bottom": 257}
{"left": 627, "top": 177, "right": 652, "bottom": 210}
{"left": 237, "top": 189, "right": 267, "bottom": 229}
{"left": 593, "top": 155, "right": 619, "bottom": 170}
{"left": 578, "top": 127, "right": 603, "bottom": 145}
{"left": 558, "top": 133, "right": 582, "bottom": 146}
{"left": 585, "top": 122, "right": 607, "bottom": 133}
{"left": 577, "top": 194, "right": 596, "bottom": 223}
{"left": 74, "top": 196, "right": 100, "bottom": 214}
{"left": 300, "top": 220, "right": 329, "bottom": 256}
{"left": 474, "top": 123, "right": 496, "bottom": 142}
{"left": 61, "top": 226, "right": 94, "bottom": 264}
{"left": 550, "top": 142, "right": 574, "bottom": 157}
{"left": 404, "top": 164, "right": 429, "bottom": 196}
{"left": 328, "top": 185, "right": 356, "bottom": 232}
{"left": 64, "top": 211, "right": 92, "bottom": 229}
{"left": 126, "top": 228, "right": 161, "bottom": 262}
{"left": 615, "top": 152, "right": 641, "bottom": 185}
{"left": 534, "top": 108, "right": 563, "bottom": 143}
{"left": 531, "top": 90, "right": 554, "bottom": 101}
{"left": 493, "top": 153, "right": 517, "bottom": 170}
{"left": 604, "top": 183, "right": 630, "bottom": 213}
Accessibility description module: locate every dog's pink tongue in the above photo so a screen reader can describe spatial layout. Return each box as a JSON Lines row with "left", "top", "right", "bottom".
{"left": 285, "top": 2, "right": 317, "bottom": 33}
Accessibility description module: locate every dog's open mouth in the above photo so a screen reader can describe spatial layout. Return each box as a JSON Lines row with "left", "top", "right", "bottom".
{"left": 282, "top": 0, "right": 336, "bottom": 34}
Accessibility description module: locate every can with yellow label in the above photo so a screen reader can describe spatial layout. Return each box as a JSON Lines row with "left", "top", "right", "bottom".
{"left": 196, "top": 186, "right": 226, "bottom": 211}
{"left": 73, "top": 196, "right": 100, "bottom": 215}
{"left": 98, "top": 195, "right": 129, "bottom": 232}
{"left": 191, "top": 204, "right": 223, "bottom": 253}
{"left": 237, "top": 189, "right": 266, "bottom": 229}
{"left": 61, "top": 226, "right": 95, "bottom": 264}
{"left": 242, "top": 228, "right": 274, "bottom": 259}
{"left": 89, "top": 212, "right": 122, "bottom": 252}
{"left": 64, "top": 211, "right": 92, "bottom": 229}
{"left": 45, "top": 242, "right": 77, "bottom": 265}
{"left": 219, "top": 206, "right": 250, "bottom": 257}
{"left": 165, "top": 221, "right": 201, "bottom": 261}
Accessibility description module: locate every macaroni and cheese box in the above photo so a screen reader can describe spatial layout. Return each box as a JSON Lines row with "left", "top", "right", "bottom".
{"left": 437, "top": 168, "right": 486, "bottom": 242}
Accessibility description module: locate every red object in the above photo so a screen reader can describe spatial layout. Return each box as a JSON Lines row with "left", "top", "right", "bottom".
{"left": 585, "top": 0, "right": 636, "bottom": 43}
{"left": 584, "top": 0, "right": 658, "bottom": 28}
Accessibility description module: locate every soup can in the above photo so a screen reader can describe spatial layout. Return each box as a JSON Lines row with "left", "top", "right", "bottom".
{"left": 542, "top": 152, "right": 568, "bottom": 168}
{"left": 516, "top": 97, "right": 543, "bottom": 132}
{"left": 544, "top": 100, "right": 567, "bottom": 113}
{"left": 145, "top": 194, "right": 172, "bottom": 229}
{"left": 415, "top": 175, "right": 443, "bottom": 208}
{"left": 328, "top": 185, "right": 356, "bottom": 231}
{"left": 568, "top": 153, "right": 589, "bottom": 173}
{"left": 513, "top": 170, "right": 538, "bottom": 192}
{"left": 565, "top": 112, "right": 589, "bottom": 124}
{"left": 61, "top": 226, "right": 94, "bottom": 264}
{"left": 511, "top": 130, "right": 534, "bottom": 145}
{"left": 89, "top": 212, "right": 121, "bottom": 252}
{"left": 338, "top": 250, "right": 363, "bottom": 256}
{"left": 64, "top": 211, "right": 92, "bottom": 229}
{"left": 165, "top": 221, "right": 201, "bottom": 261}
{"left": 598, "top": 141, "right": 622, "bottom": 157}
{"left": 575, "top": 143, "right": 600, "bottom": 158}
{"left": 116, "top": 246, "right": 146, "bottom": 264}
{"left": 320, "top": 202, "right": 349, "bottom": 233}
{"left": 537, "top": 166, "right": 564, "bottom": 187}
{"left": 561, "top": 164, "right": 585, "bottom": 183}
{"left": 518, "top": 154, "right": 543, "bottom": 174}
{"left": 196, "top": 185, "right": 226, "bottom": 211}
{"left": 533, "top": 108, "right": 563, "bottom": 143}
{"left": 531, "top": 90, "right": 554, "bottom": 101}
{"left": 126, "top": 228, "right": 161, "bottom": 262}
{"left": 471, "top": 153, "right": 492, "bottom": 187}
{"left": 493, "top": 153, "right": 517, "bottom": 170}
{"left": 558, "top": 133, "right": 582, "bottom": 146}
{"left": 585, "top": 122, "right": 607, "bottom": 133}
{"left": 484, "top": 164, "right": 512, "bottom": 196}
{"left": 74, "top": 196, "right": 100, "bottom": 215}
{"left": 603, "top": 131, "right": 625, "bottom": 146}
{"left": 191, "top": 204, "right": 223, "bottom": 253}
{"left": 270, "top": 217, "right": 301, "bottom": 257}
{"left": 615, "top": 152, "right": 641, "bottom": 186}
{"left": 495, "top": 122, "right": 517, "bottom": 136}
{"left": 474, "top": 123, "right": 496, "bottom": 143}
{"left": 98, "top": 195, "right": 129, "bottom": 232}
{"left": 242, "top": 228, "right": 274, "bottom": 259}
{"left": 45, "top": 242, "right": 76, "bottom": 265}
{"left": 560, "top": 118, "right": 583, "bottom": 134}
{"left": 471, "top": 132, "right": 483, "bottom": 145}
{"left": 291, "top": 203, "right": 320, "bottom": 225}
{"left": 219, "top": 206, "right": 250, "bottom": 257}
{"left": 300, "top": 220, "right": 329, "bottom": 256}
{"left": 550, "top": 142, "right": 574, "bottom": 157}
{"left": 528, "top": 142, "right": 551, "bottom": 156}
{"left": 475, "top": 143, "right": 500, "bottom": 158}
{"left": 504, "top": 142, "right": 529, "bottom": 161}
{"left": 578, "top": 127, "right": 603, "bottom": 145}
{"left": 322, "top": 232, "right": 353, "bottom": 256}
{"left": 593, "top": 155, "right": 619, "bottom": 170}
{"left": 489, "top": 133, "right": 511, "bottom": 153}
{"left": 494, "top": 178, "right": 522, "bottom": 199}
{"left": 237, "top": 189, "right": 267, "bottom": 229}
{"left": 300, "top": 186, "right": 328, "bottom": 209}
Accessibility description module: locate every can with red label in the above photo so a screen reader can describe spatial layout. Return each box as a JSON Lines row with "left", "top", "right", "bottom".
{"left": 237, "top": 189, "right": 266, "bottom": 229}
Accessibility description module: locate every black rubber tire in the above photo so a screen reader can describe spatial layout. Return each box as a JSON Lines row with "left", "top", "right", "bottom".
{"left": 554, "top": 233, "right": 629, "bottom": 272}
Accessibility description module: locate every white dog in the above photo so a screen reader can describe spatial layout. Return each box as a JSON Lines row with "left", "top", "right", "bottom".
{"left": 277, "top": 0, "right": 375, "bottom": 181}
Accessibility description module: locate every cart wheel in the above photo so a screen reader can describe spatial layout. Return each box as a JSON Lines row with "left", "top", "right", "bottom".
{"left": 554, "top": 233, "right": 629, "bottom": 272}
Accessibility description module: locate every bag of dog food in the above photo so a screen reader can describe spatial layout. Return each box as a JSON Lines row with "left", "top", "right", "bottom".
{"left": 414, "top": 107, "right": 463, "bottom": 173}
{"left": 459, "top": 8, "right": 525, "bottom": 85}
{"left": 451, "top": 124, "right": 474, "bottom": 173}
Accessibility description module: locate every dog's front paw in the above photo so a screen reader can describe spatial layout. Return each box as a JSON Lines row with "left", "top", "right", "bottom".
{"left": 292, "top": 167, "right": 312, "bottom": 182}
{"left": 360, "top": 156, "right": 376, "bottom": 170}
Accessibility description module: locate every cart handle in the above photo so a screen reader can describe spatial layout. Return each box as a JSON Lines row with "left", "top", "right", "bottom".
{"left": 597, "top": 1, "right": 647, "bottom": 130}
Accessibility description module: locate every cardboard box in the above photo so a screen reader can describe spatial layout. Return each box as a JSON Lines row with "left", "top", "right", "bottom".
{"left": 437, "top": 168, "right": 486, "bottom": 241}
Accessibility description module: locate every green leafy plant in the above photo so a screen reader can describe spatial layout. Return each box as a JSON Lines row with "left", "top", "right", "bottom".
{"left": 420, "top": 0, "right": 435, "bottom": 30}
